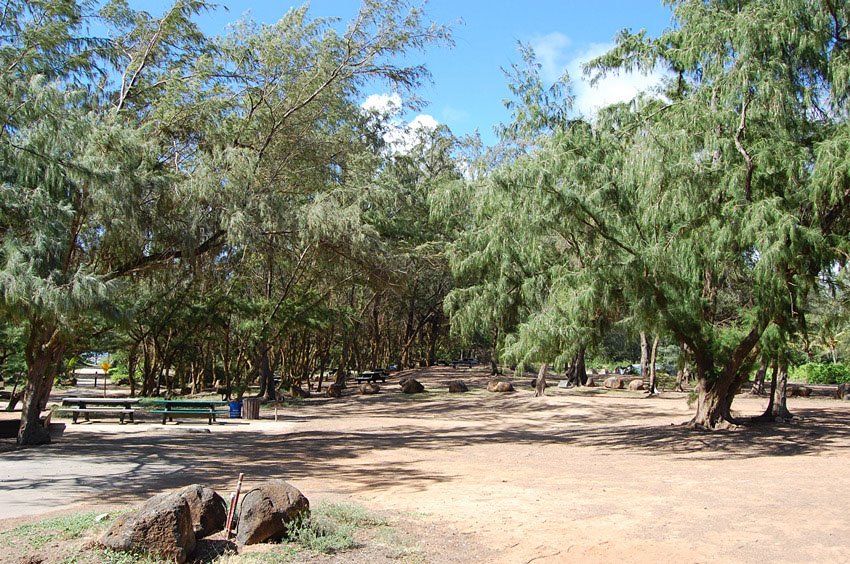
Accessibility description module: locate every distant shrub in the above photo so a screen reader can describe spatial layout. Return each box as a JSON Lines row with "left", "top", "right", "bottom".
{"left": 791, "top": 363, "right": 850, "bottom": 385}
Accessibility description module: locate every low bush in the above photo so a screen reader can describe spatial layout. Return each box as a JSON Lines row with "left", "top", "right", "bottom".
{"left": 791, "top": 362, "right": 850, "bottom": 385}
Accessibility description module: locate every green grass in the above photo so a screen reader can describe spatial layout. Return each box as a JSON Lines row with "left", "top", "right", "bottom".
{"left": 0, "top": 511, "right": 105, "bottom": 550}
{"left": 286, "top": 501, "right": 386, "bottom": 554}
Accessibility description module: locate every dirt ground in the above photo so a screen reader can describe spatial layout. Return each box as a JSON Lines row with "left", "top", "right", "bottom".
{"left": 2, "top": 366, "right": 850, "bottom": 563}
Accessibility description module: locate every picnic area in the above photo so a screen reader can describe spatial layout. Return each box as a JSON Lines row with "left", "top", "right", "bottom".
{"left": 2, "top": 365, "right": 850, "bottom": 563}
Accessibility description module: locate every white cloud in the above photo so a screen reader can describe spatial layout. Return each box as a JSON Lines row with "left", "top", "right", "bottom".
{"left": 528, "top": 34, "right": 668, "bottom": 118}
{"left": 530, "top": 32, "right": 572, "bottom": 83}
{"left": 567, "top": 43, "right": 667, "bottom": 117}
{"left": 361, "top": 93, "right": 439, "bottom": 154}
{"left": 361, "top": 92, "right": 402, "bottom": 117}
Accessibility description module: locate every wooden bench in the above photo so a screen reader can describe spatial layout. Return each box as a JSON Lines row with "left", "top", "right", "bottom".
{"left": 150, "top": 408, "right": 223, "bottom": 425}
{"left": 451, "top": 359, "right": 476, "bottom": 369}
{"left": 58, "top": 397, "right": 140, "bottom": 424}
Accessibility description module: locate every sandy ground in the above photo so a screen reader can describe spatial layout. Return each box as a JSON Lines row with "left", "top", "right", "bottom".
{"left": 2, "top": 366, "right": 850, "bottom": 563}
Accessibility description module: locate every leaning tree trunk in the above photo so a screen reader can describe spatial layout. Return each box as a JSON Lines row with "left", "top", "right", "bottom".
{"left": 639, "top": 331, "right": 649, "bottom": 382}
{"left": 534, "top": 363, "right": 548, "bottom": 397}
{"left": 18, "top": 323, "right": 63, "bottom": 445}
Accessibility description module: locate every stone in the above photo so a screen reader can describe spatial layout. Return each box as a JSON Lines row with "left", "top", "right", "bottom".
{"left": 585, "top": 377, "right": 596, "bottom": 387}
{"left": 400, "top": 378, "right": 425, "bottom": 394}
{"left": 487, "top": 379, "right": 514, "bottom": 393}
{"left": 326, "top": 383, "right": 342, "bottom": 398}
{"left": 836, "top": 383, "right": 849, "bottom": 399}
{"left": 290, "top": 385, "right": 311, "bottom": 399}
{"left": 101, "top": 490, "right": 196, "bottom": 563}
{"left": 359, "top": 382, "right": 380, "bottom": 394}
{"left": 447, "top": 380, "right": 468, "bottom": 393}
{"left": 235, "top": 480, "right": 310, "bottom": 545}
{"left": 797, "top": 386, "right": 812, "bottom": 398}
{"left": 786, "top": 385, "right": 799, "bottom": 398}
{"left": 178, "top": 484, "right": 227, "bottom": 539}
{"left": 603, "top": 376, "right": 624, "bottom": 389}
{"left": 628, "top": 379, "right": 644, "bottom": 391}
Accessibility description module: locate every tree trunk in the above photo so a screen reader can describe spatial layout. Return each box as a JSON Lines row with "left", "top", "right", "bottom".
{"left": 648, "top": 335, "right": 659, "bottom": 395}
{"left": 771, "top": 361, "right": 792, "bottom": 420}
{"left": 534, "top": 363, "right": 548, "bottom": 397}
{"left": 256, "top": 344, "right": 276, "bottom": 401}
{"left": 688, "top": 325, "right": 764, "bottom": 429}
{"left": 18, "top": 323, "right": 63, "bottom": 445}
{"left": 573, "top": 347, "right": 588, "bottom": 386}
{"left": 639, "top": 331, "right": 649, "bottom": 382}
{"left": 751, "top": 357, "right": 768, "bottom": 395}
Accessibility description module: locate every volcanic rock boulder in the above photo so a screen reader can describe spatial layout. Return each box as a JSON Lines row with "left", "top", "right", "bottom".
{"left": 447, "top": 380, "right": 468, "bottom": 393}
{"left": 487, "top": 379, "right": 514, "bottom": 393}
{"left": 236, "top": 481, "right": 310, "bottom": 545}
{"left": 178, "top": 484, "right": 227, "bottom": 539}
{"left": 628, "top": 379, "right": 644, "bottom": 391}
{"left": 101, "top": 491, "right": 196, "bottom": 563}
{"left": 604, "top": 376, "right": 624, "bottom": 389}
{"left": 326, "top": 383, "right": 343, "bottom": 398}
{"left": 400, "top": 378, "right": 425, "bottom": 394}
{"left": 359, "top": 382, "right": 380, "bottom": 394}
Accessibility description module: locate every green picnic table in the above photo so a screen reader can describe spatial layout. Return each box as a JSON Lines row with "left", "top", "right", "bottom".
{"left": 149, "top": 399, "right": 229, "bottom": 425}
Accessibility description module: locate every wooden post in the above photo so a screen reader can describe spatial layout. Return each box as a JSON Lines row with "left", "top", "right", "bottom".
{"left": 225, "top": 473, "right": 245, "bottom": 540}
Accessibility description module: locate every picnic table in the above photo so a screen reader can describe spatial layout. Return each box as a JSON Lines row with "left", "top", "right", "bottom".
{"left": 355, "top": 370, "right": 389, "bottom": 383}
{"left": 58, "top": 397, "right": 140, "bottom": 424}
{"left": 149, "top": 399, "right": 229, "bottom": 425}
{"left": 452, "top": 358, "right": 477, "bottom": 369}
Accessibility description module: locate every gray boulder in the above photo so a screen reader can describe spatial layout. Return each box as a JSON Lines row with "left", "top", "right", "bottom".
{"left": 400, "top": 378, "right": 425, "bottom": 394}
{"left": 359, "top": 382, "right": 380, "bottom": 394}
{"left": 487, "top": 379, "right": 514, "bottom": 393}
{"left": 448, "top": 380, "right": 468, "bottom": 393}
{"left": 236, "top": 480, "right": 310, "bottom": 545}
{"left": 178, "top": 484, "right": 227, "bottom": 539}
{"left": 101, "top": 490, "right": 196, "bottom": 563}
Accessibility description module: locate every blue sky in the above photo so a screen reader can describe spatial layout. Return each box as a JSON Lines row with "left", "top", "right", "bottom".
{"left": 136, "top": 1, "right": 674, "bottom": 145}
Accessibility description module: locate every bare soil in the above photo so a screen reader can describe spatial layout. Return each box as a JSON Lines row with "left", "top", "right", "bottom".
{"left": 2, "top": 366, "right": 850, "bottom": 563}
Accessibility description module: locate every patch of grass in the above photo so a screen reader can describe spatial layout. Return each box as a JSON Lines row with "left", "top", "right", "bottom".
{"left": 62, "top": 547, "right": 165, "bottom": 564}
{"left": 0, "top": 511, "right": 104, "bottom": 550}
{"left": 284, "top": 501, "right": 387, "bottom": 555}
{"left": 375, "top": 525, "right": 425, "bottom": 563}
{"left": 215, "top": 547, "right": 299, "bottom": 563}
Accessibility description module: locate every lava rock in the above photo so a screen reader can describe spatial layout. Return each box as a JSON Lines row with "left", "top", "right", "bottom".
{"left": 101, "top": 490, "right": 196, "bottom": 563}
{"left": 236, "top": 480, "right": 310, "bottom": 545}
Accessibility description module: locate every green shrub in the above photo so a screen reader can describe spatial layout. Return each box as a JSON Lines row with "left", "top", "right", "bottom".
{"left": 791, "top": 362, "right": 850, "bottom": 385}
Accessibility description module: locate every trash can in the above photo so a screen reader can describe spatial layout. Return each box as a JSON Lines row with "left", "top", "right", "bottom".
{"left": 228, "top": 400, "right": 243, "bottom": 419}
{"left": 242, "top": 397, "right": 262, "bottom": 420}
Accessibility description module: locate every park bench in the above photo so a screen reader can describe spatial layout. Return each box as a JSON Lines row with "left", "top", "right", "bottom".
{"left": 57, "top": 397, "right": 140, "bottom": 424}
{"left": 149, "top": 399, "right": 229, "bottom": 425}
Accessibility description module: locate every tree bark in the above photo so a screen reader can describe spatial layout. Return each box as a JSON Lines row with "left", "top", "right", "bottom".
{"left": 771, "top": 361, "right": 792, "bottom": 420}
{"left": 534, "top": 363, "right": 548, "bottom": 397}
{"left": 574, "top": 346, "right": 588, "bottom": 386}
{"left": 688, "top": 325, "right": 763, "bottom": 429}
{"left": 648, "top": 335, "right": 659, "bottom": 395}
{"left": 639, "top": 331, "right": 649, "bottom": 382}
{"left": 18, "top": 323, "right": 63, "bottom": 445}
{"left": 256, "top": 343, "right": 276, "bottom": 401}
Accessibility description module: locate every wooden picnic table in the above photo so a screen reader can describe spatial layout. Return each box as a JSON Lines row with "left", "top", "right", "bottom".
{"left": 355, "top": 370, "right": 388, "bottom": 383}
{"left": 149, "top": 399, "right": 229, "bottom": 425}
{"left": 58, "top": 397, "right": 141, "bottom": 424}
